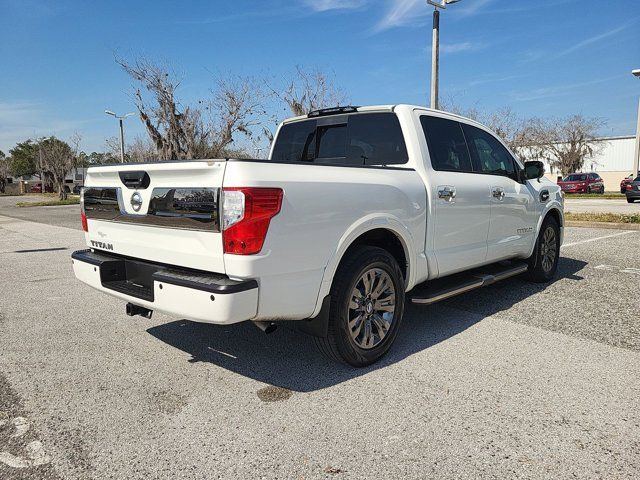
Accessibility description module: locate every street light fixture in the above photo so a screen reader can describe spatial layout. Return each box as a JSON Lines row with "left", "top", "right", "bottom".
{"left": 426, "top": 0, "right": 462, "bottom": 109}
{"left": 105, "top": 110, "right": 135, "bottom": 163}
{"left": 632, "top": 69, "right": 640, "bottom": 177}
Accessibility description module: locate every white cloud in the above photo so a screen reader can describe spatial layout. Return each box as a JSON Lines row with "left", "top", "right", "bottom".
{"left": 456, "top": 0, "right": 495, "bottom": 17}
{"left": 304, "top": 0, "right": 367, "bottom": 12}
{"left": 440, "top": 41, "right": 485, "bottom": 53}
{"left": 0, "top": 101, "right": 92, "bottom": 153}
{"left": 374, "top": 0, "right": 495, "bottom": 32}
{"left": 555, "top": 25, "right": 628, "bottom": 58}
{"left": 374, "top": 0, "right": 422, "bottom": 31}
{"left": 508, "top": 75, "right": 621, "bottom": 102}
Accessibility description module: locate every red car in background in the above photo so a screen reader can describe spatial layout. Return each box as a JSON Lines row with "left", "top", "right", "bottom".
{"left": 620, "top": 174, "right": 636, "bottom": 193}
{"left": 557, "top": 172, "right": 605, "bottom": 194}
{"left": 29, "top": 183, "right": 54, "bottom": 193}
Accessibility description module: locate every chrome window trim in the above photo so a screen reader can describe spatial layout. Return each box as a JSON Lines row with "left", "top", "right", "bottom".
{"left": 83, "top": 187, "right": 220, "bottom": 232}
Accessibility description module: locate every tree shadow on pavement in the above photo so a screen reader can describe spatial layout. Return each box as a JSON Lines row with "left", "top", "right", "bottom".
{"left": 146, "top": 256, "right": 587, "bottom": 393}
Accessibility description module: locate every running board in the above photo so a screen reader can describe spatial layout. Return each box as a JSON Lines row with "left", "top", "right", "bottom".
{"left": 410, "top": 261, "right": 529, "bottom": 305}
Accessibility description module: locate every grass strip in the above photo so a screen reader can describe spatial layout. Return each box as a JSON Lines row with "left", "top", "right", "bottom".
{"left": 563, "top": 193, "right": 626, "bottom": 199}
{"left": 565, "top": 212, "right": 640, "bottom": 224}
{"left": 16, "top": 198, "right": 80, "bottom": 207}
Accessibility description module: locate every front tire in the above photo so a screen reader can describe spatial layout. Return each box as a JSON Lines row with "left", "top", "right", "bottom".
{"left": 315, "top": 246, "right": 405, "bottom": 367}
{"left": 526, "top": 216, "right": 560, "bottom": 283}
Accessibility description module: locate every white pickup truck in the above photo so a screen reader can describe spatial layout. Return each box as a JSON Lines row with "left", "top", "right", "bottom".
{"left": 72, "top": 105, "right": 563, "bottom": 366}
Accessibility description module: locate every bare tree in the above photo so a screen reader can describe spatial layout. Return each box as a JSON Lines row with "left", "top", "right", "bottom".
{"left": 105, "top": 136, "right": 155, "bottom": 163}
{"left": 39, "top": 134, "right": 81, "bottom": 200}
{"left": 117, "top": 57, "right": 268, "bottom": 160}
{"left": 207, "top": 76, "right": 270, "bottom": 157}
{"left": 117, "top": 57, "right": 201, "bottom": 160}
{"left": 527, "top": 115, "right": 606, "bottom": 176}
{"left": 127, "top": 136, "right": 157, "bottom": 162}
{"left": 0, "top": 150, "right": 9, "bottom": 193}
{"left": 275, "top": 66, "right": 347, "bottom": 117}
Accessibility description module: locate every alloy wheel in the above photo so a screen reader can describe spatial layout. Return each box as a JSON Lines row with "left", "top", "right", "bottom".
{"left": 347, "top": 268, "right": 396, "bottom": 350}
{"left": 540, "top": 226, "right": 557, "bottom": 273}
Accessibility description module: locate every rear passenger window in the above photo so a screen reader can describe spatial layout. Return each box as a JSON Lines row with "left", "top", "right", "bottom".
{"left": 271, "top": 120, "right": 317, "bottom": 162}
{"left": 347, "top": 113, "right": 408, "bottom": 165}
{"left": 462, "top": 124, "right": 517, "bottom": 181}
{"left": 420, "top": 116, "right": 472, "bottom": 172}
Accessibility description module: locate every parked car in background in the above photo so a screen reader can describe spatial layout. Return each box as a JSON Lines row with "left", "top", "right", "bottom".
{"left": 620, "top": 173, "right": 637, "bottom": 193}
{"left": 29, "top": 183, "right": 54, "bottom": 193}
{"left": 625, "top": 175, "right": 640, "bottom": 203}
{"left": 558, "top": 172, "right": 605, "bottom": 194}
{"left": 73, "top": 184, "right": 83, "bottom": 195}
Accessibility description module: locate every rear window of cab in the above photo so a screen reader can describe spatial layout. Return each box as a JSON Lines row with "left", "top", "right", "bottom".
{"left": 271, "top": 112, "right": 409, "bottom": 166}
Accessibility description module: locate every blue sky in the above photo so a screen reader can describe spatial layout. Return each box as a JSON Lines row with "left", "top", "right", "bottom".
{"left": 1, "top": 0, "right": 639, "bottom": 154}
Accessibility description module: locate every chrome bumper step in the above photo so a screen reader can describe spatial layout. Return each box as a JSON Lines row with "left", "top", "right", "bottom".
{"left": 410, "top": 261, "right": 529, "bottom": 305}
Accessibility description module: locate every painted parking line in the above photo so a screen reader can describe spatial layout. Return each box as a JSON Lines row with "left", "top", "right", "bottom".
{"left": 594, "top": 265, "right": 640, "bottom": 275}
{"left": 561, "top": 230, "right": 636, "bottom": 249}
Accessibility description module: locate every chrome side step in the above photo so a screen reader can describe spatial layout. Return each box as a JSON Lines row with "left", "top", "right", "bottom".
{"left": 410, "top": 261, "right": 529, "bottom": 305}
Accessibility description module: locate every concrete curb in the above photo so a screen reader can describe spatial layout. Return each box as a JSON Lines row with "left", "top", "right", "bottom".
{"left": 565, "top": 220, "right": 640, "bottom": 231}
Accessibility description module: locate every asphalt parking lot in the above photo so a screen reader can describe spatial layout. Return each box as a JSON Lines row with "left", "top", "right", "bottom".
{"left": 0, "top": 196, "right": 81, "bottom": 231}
{"left": 1, "top": 210, "right": 639, "bottom": 479}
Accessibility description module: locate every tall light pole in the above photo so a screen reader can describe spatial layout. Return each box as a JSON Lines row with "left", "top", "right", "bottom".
{"left": 632, "top": 69, "right": 640, "bottom": 177}
{"left": 427, "top": 0, "right": 461, "bottom": 109}
{"left": 105, "top": 110, "right": 135, "bottom": 163}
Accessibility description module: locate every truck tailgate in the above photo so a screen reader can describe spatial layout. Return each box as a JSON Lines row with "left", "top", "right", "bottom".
{"left": 82, "top": 161, "right": 226, "bottom": 273}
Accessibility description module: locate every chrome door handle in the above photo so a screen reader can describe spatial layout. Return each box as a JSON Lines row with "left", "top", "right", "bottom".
{"left": 492, "top": 187, "right": 505, "bottom": 200}
{"left": 438, "top": 186, "right": 456, "bottom": 201}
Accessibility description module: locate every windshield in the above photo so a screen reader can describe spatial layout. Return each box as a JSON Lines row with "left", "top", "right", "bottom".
{"left": 564, "top": 174, "right": 587, "bottom": 181}
{"left": 634, "top": 176, "right": 640, "bottom": 182}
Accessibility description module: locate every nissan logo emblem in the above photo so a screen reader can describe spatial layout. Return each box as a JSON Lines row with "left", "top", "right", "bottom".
{"left": 130, "top": 192, "right": 143, "bottom": 212}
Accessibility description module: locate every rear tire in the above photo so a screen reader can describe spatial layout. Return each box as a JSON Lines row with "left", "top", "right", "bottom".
{"left": 314, "top": 246, "right": 405, "bottom": 367}
{"left": 627, "top": 197, "right": 635, "bottom": 203}
{"left": 526, "top": 216, "right": 560, "bottom": 283}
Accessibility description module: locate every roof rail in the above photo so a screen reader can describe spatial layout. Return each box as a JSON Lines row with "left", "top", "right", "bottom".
{"left": 307, "top": 106, "right": 360, "bottom": 118}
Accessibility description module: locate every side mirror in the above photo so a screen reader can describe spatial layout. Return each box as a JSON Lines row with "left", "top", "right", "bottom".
{"left": 524, "top": 161, "right": 545, "bottom": 181}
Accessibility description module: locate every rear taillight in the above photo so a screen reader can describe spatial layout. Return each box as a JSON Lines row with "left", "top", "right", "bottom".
{"left": 80, "top": 188, "right": 88, "bottom": 232}
{"left": 626, "top": 184, "right": 632, "bottom": 191}
{"left": 222, "top": 187, "right": 283, "bottom": 255}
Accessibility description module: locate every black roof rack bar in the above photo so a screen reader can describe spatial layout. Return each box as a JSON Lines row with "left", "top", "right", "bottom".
{"left": 307, "top": 106, "right": 360, "bottom": 118}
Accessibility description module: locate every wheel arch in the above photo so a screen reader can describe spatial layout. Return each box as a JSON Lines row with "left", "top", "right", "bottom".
{"left": 528, "top": 206, "right": 564, "bottom": 258}
{"left": 545, "top": 207, "right": 563, "bottom": 229}
{"left": 309, "top": 219, "right": 417, "bottom": 318}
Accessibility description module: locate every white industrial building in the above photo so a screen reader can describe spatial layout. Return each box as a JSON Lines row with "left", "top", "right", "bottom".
{"left": 540, "top": 135, "right": 638, "bottom": 191}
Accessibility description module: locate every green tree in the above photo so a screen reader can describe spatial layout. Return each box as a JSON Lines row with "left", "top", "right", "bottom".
{"left": 39, "top": 134, "right": 81, "bottom": 200}
{"left": 0, "top": 150, "right": 10, "bottom": 193}
{"left": 8, "top": 140, "right": 39, "bottom": 178}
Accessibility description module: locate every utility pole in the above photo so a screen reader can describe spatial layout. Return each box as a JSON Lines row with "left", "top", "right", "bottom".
{"left": 431, "top": 8, "right": 440, "bottom": 109}
{"left": 427, "top": 0, "right": 462, "bottom": 110}
{"left": 105, "top": 110, "right": 135, "bottom": 163}
{"left": 632, "top": 69, "right": 640, "bottom": 176}
{"left": 118, "top": 118, "right": 125, "bottom": 163}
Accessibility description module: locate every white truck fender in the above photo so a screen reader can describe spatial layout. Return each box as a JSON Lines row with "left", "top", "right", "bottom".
{"left": 526, "top": 201, "right": 564, "bottom": 258}
{"left": 309, "top": 214, "right": 417, "bottom": 318}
